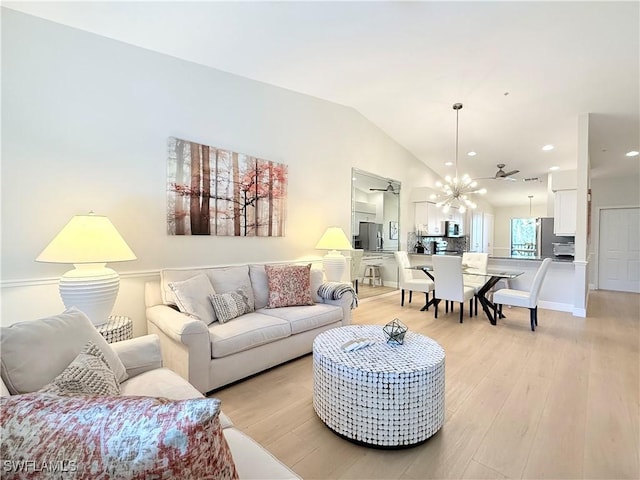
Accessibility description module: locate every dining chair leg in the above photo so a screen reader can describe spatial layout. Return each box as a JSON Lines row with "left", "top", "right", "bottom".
{"left": 424, "top": 292, "right": 429, "bottom": 311}
{"left": 469, "top": 298, "right": 473, "bottom": 318}
{"left": 474, "top": 296, "right": 478, "bottom": 316}
{"left": 529, "top": 307, "right": 536, "bottom": 331}
{"left": 401, "top": 289, "right": 405, "bottom": 306}
{"left": 409, "top": 291, "right": 413, "bottom": 304}
{"left": 435, "top": 301, "right": 439, "bottom": 319}
{"left": 459, "top": 303, "right": 464, "bottom": 323}
{"left": 445, "top": 301, "right": 449, "bottom": 313}
{"left": 534, "top": 306, "right": 538, "bottom": 326}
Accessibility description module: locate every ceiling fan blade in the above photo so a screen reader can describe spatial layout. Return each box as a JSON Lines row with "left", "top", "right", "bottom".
{"left": 504, "top": 169, "right": 520, "bottom": 177}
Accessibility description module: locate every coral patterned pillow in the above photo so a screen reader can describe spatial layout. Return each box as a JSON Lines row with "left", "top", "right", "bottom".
{"left": 265, "top": 264, "right": 315, "bottom": 308}
{"left": 0, "top": 393, "right": 238, "bottom": 479}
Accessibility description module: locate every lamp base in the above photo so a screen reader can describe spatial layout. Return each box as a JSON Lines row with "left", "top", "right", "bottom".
{"left": 59, "top": 263, "right": 119, "bottom": 326}
{"left": 322, "top": 250, "right": 346, "bottom": 282}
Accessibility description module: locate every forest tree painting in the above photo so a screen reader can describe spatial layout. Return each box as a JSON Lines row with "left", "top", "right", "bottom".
{"left": 167, "top": 137, "right": 288, "bottom": 236}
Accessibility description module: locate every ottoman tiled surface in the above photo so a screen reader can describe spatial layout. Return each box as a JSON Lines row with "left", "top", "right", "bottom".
{"left": 313, "top": 324, "right": 445, "bottom": 448}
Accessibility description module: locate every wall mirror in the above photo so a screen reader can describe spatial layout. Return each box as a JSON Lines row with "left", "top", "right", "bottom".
{"left": 351, "top": 168, "right": 401, "bottom": 298}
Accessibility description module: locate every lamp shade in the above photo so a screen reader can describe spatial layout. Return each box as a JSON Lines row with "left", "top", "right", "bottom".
{"left": 36, "top": 213, "right": 136, "bottom": 264}
{"left": 36, "top": 212, "right": 136, "bottom": 326}
{"left": 315, "top": 227, "right": 352, "bottom": 251}
{"left": 315, "top": 227, "right": 352, "bottom": 282}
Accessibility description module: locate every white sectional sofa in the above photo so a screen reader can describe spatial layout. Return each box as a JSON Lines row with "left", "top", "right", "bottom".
{"left": 145, "top": 263, "right": 354, "bottom": 394}
{"left": 0, "top": 309, "right": 300, "bottom": 479}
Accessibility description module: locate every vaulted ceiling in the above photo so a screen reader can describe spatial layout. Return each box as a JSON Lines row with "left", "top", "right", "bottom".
{"left": 5, "top": 1, "right": 639, "bottom": 206}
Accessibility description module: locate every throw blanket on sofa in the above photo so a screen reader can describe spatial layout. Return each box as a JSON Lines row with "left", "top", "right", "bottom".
{"left": 317, "top": 282, "right": 358, "bottom": 309}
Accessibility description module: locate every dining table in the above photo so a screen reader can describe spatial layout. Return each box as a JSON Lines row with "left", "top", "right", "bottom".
{"left": 412, "top": 264, "right": 524, "bottom": 325}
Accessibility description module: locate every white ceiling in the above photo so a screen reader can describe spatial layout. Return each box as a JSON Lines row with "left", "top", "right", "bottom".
{"left": 5, "top": 1, "right": 639, "bottom": 206}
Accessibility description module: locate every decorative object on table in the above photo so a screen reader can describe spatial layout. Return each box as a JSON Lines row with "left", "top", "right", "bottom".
{"left": 415, "top": 239, "right": 425, "bottom": 254}
{"left": 36, "top": 212, "right": 136, "bottom": 326}
{"left": 97, "top": 315, "right": 134, "bottom": 343}
{"left": 389, "top": 221, "right": 398, "bottom": 240}
{"left": 167, "top": 136, "right": 288, "bottom": 237}
{"left": 383, "top": 318, "right": 408, "bottom": 345}
{"left": 430, "top": 103, "right": 487, "bottom": 213}
{"left": 315, "top": 227, "right": 353, "bottom": 282}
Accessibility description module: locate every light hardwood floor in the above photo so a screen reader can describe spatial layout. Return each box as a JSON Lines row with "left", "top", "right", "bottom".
{"left": 213, "top": 290, "right": 640, "bottom": 479}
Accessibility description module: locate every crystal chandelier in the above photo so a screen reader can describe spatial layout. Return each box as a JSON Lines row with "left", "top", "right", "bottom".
{"left": 430, "top": 103, "right": 487, "bottom": 213}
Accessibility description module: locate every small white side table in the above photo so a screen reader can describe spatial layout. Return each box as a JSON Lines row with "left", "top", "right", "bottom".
{"left": 97, "top": 315, "right": 133, "bottom": 344}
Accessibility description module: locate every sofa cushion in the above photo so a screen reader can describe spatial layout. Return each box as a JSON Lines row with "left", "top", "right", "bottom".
{"left": 119, "top": 367, "right": 234, "bottom": 429}
{"left": 0, "top": 393, "right": 238, "bottom": 479}
{"left": 40, "top": 342, "right": 120, "bottom": 396}
{"left": 257, "top": 304, "right": 343, "bottom": 335}
{"left": 0, "top": 308, "right": 127, "bottom": 395}
{"left": 208, "top": 265, "right": 255, "bottom": 311}
{"left": 208, "top": 313, "right": 291, "bottom": 358}
{"left": 210, "top": 289, "right": 253, "bottom": 323}
{"left": 265, "top": 264, "right": 315, "bottom": 308}
{"left": 168, "top": 273, "right": 217, "bottom": 325}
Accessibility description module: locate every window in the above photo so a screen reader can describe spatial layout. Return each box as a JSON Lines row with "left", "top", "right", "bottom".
{"left": 511, "top": 218, "right": 537, "bottom": 256}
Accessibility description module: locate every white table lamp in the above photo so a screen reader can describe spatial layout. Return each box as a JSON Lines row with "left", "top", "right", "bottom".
{"left": 315, "top": 227, "right": 352, "bottom": 282}
{"left": 36, "top": 212, "right": 136, "bottom": 326}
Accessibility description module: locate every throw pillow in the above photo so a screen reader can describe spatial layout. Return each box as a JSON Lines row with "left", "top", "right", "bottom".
{"left": 265, "top": 264, "right": 315, "bottom": 308}
{"left": 0, "top": 393, "right": 238, "bottom": 479}
{"left": 168, "top": 273, "right": 217, "bottom": 325}
{"left": 0, "top": 307, "right": 127, "bottom": 395}
{"left": 209, "top": 289, "right": 252, "bottom": 323}
{"left": 39, "top": 341, "right": 120, "bottom": 396}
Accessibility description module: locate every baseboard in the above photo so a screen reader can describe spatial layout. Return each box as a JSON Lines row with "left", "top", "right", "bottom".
{"left": 538, "top": 300, "right": 573, "bottom": 313}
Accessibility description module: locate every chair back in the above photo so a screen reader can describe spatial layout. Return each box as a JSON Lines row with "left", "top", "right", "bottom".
{"left": 462, "top": 252, "right": 488, "bottom": 273}
{"left": 393, "top": 251, "right": 413, "bottom": 288}
{"left": 350, "top": 249, "right": 364, "bottom": 282}
{"left": 529, "top": 257, "right": 552, "bottom": 304}
{"left": 432, "top": 255, "right": 465, "bottom": 302}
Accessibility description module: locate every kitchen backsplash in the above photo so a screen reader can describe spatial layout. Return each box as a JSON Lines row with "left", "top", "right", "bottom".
{"left": 408, "top": 233, "right": 469, "bottom": 254}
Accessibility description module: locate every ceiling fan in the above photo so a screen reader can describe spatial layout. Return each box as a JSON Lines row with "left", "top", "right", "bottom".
{"left": 369, "top": 181, "right": 399, "bottom": 194}
{"left": 478, "top": 164, "right": 520, "bottom": 181}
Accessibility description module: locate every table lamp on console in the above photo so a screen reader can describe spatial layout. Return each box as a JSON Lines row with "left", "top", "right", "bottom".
{"left": 315, "top": 226, "right": 353, "bottom": 282}
{"left": 36, "top": 212, "right": 137, "bottom": 326}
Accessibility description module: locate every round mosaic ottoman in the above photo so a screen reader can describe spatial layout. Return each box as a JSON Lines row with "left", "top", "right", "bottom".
{"left": 312, "top": 324, "right": 445, "bottom": 448}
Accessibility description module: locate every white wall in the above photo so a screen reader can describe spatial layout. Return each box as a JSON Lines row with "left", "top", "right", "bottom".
{"left": 1, "top": 9, "right": 439, "bottom": 331}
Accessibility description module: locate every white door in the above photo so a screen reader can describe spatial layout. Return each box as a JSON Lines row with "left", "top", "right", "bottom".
{"left": 598, "top": 207, "right": 640, "bottom": 292}
{"left": 471, "top": 212, "right": 483, "bottom": 252}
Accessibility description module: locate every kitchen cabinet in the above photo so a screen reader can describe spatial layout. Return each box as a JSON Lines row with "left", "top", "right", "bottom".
{"left": 554, "top": 189, "right": 577, "bottom": 236}
{"left": 414, "top": 202, "right": 443, "bottom": 235}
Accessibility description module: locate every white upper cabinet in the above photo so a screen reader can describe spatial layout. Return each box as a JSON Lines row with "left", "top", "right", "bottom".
{"left": 414, "top": 202, "right": 444, "bottom": 235}
{"left": 554, "top": 189, "right": 577, "bottom": 236}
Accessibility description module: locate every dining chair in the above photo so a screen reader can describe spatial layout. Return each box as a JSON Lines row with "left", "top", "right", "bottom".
{"left": 393, "top": 251, "right": 435, "bottom": 308}
{"left": 492, "top": 257, "right": 552, "bottom": 331}
{"left": 462, "top": 252, "right": 489, "bottom": 316}
{"left": 431, "top": 255, "right": 476, "bottom": 323}
{"left": 350, "top": 249, "right": 364, "bottom": 294}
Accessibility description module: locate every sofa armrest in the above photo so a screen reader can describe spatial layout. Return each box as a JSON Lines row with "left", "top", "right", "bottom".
{"left": 110, "top": 334, "right": 162, "bottom": 379}
{"left": 146, "top": 304, "right": 211, "bottom": 394}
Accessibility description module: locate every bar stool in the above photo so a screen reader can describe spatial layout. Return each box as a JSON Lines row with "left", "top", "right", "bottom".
{"left": 363, "top": 265, "right": 383, "bottom": 287}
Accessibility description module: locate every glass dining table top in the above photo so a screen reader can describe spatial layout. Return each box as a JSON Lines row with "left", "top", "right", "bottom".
{"left": 412, "top": 265, "right": 524, "bottom": 279}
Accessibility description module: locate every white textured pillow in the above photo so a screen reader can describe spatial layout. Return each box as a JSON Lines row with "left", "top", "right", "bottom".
{"left": 0, "top": 307, "right": 127, "bottom": 395}
{"left": 168, "top": 274, "right": 217, "bottom": 325}
{"left": 40, "top": 342, "right": 120, "bottom": 396}
{"left": 209, "top": 289, "right": 252, "bottom": 323}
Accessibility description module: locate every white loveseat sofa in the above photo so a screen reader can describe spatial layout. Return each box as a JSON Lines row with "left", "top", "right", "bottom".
{"left": 145, "top": 263, "right": 354, "bottom": 394}
{"left": 0, "top": 309, "right": 300, "bottom": 479}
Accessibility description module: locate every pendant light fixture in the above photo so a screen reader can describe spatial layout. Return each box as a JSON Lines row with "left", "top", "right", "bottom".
{"left": 430, "top": 103, "right": 487, "bottom": 213}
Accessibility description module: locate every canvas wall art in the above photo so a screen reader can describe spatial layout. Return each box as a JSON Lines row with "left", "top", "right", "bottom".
{"left": 167, "top": 137, "right": 288, "bottom": 236}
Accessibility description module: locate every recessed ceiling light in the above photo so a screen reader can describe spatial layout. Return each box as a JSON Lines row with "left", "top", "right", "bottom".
{"left": 542, "top": 145, "right": 554, "bottom": 151}
{"left": 549, "top": 166, "right": 560, "bottom": 171}
{"left": 467, "top": 151, "right": 477, "bottom": 156}
{"left": 626, "top": 150, "right": 639, "bottom": 157}
{"left": 444, "top": 161, "right": 453, "bottom": 166}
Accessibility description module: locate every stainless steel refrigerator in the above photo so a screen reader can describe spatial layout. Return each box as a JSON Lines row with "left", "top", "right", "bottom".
{"left": 536, "top": 217, "right": 573, "bottom": 257}
{"left": 358, "top": 222, "right": 383, "bottom": 251}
